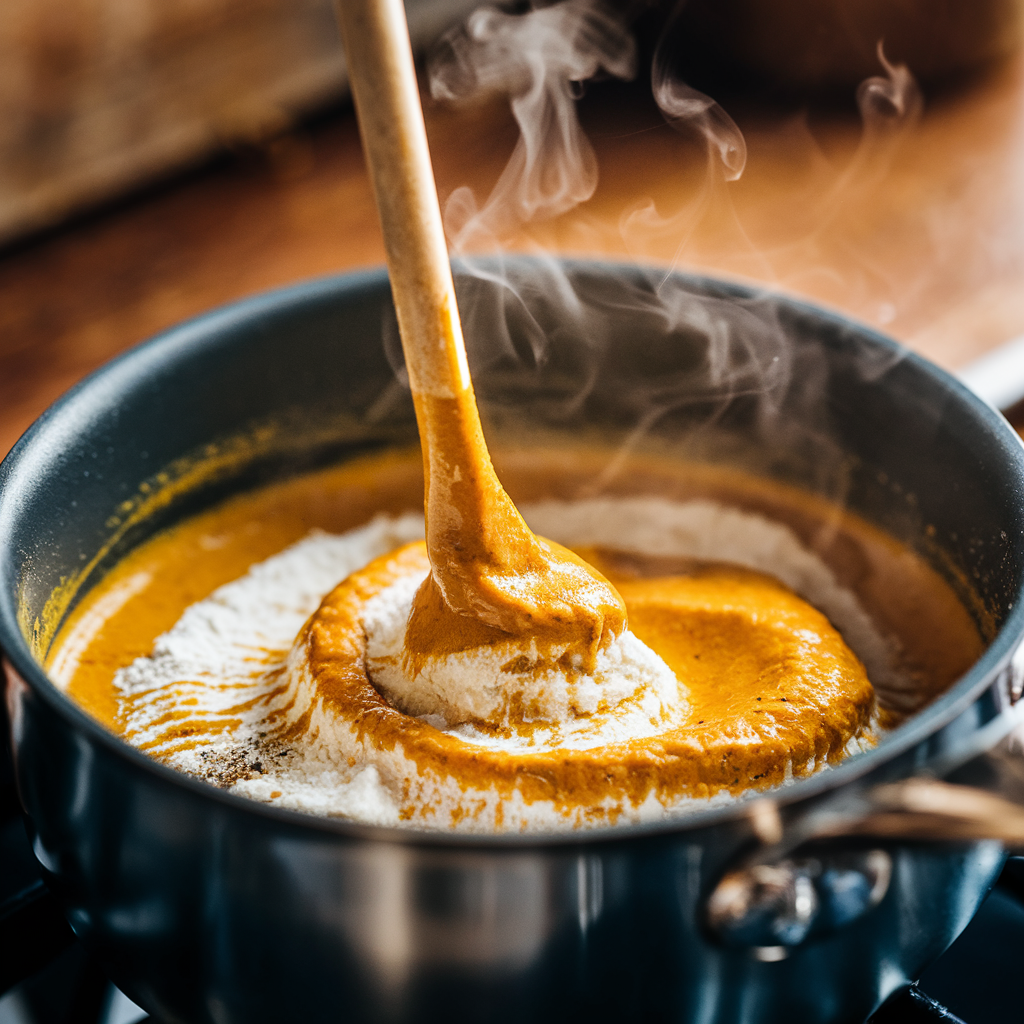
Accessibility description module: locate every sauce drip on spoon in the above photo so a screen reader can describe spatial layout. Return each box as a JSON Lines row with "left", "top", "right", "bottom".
{"left": 335, "top": 0, "right": 626, "bottom": 671}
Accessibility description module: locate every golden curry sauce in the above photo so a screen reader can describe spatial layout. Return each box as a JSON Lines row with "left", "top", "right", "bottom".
{"left": 48, "top": 448, "right": 986, "bottom": 817}
{"left": 295, "top": 540, "right": 872, "bottom": 812}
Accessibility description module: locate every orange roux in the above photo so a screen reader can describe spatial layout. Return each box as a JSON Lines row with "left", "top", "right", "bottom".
{"left": 47, "top": 448, "right": 986, "bottom": 815}
{"left": 294, "top": 541, "right": 874, "bottom": 817}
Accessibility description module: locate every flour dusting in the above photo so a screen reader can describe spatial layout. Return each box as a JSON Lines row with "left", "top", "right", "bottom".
{"left": 114, "top": 498, "right": 894, "bottom": 831}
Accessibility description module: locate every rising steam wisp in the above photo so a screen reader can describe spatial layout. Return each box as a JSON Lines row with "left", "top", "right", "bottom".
{"left": 396, "top": 2, "right": 928, "bottom": 512}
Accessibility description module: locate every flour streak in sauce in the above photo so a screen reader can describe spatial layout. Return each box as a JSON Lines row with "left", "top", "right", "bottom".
{"left": 47, "top": 445, "right": 978, "bottom": 833}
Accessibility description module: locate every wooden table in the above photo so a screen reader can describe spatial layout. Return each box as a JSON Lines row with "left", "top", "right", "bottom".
{"left": 4, "top": 54, "right": 1024, "bottom": 457}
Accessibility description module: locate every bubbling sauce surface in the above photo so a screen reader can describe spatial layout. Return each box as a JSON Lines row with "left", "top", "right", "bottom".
{"left": 45, "top": 449, "right": 986, "bottom": 832}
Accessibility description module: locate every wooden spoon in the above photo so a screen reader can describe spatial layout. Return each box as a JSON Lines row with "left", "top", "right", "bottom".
{"left": 335, "top": 0, "right": 624, "bottom": 666}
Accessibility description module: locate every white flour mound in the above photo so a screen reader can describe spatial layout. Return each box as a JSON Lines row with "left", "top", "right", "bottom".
{"left": 113, "top": 498, "right": 898, "bottom": 831}
{"left": 364, "top": 569, "right": 683, "bottom": 750}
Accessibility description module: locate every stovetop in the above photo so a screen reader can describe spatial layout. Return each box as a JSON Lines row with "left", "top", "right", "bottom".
{"left": 3, "top": 805, "right": 1023, "bottom": 1024}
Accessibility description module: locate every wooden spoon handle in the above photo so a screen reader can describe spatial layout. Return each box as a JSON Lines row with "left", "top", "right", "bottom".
{"left": 335, "top": 0, "right": 627, "bottom": 656}
{"left": 335, "top": 0, "right": 470, "bottom": 400}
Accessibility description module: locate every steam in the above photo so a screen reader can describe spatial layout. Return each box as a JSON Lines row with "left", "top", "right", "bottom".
{"left": 446, "top": 259, "right": 835, "bottom": 506}
{"left": 383, "top": 3, "right": 930, "bottom": 511}
{"left": 857, "top": 43, "right": 923, "bottom": 152}
{"left": 428, "top": 0, "right": 636, "bottom": 249}
{"left": 424, "top": 1, "right": 924, "bottom": 310}
{"left": 821, "top": 45, "right": 923, "bottom": 229}
{"left": 651, "top": 73, "right": 747, "bottom": 183}
{"left": 621, "top": 41, "right": 922, "bottom": 338}
{"left": 650, "top": 4, "right": 746, "bottom": 183}
{"left": 427, "top": 0, "right": 753, "bottom": 248}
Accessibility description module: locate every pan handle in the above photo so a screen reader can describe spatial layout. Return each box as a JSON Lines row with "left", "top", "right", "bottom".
{"left": 704, "top": 766, "right": 1024, "bottom": 953}
{"left": 705, "top": 721, "right": 1024, "bottom": 952}
{"left": 819, "top": 775, "right": 1024, "bottom": 844}
{"left": 745, "top": 722, "right": 1024, "bottom": 854}
{"left": 704, "top": 774, "right": 1024, "bottom": 954}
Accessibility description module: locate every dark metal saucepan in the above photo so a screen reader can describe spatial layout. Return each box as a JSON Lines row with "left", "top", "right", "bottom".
{"left": 3, "top": 260, "right": 1024, "bottom": 1024}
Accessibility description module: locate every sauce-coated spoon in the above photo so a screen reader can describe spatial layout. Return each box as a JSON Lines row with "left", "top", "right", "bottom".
{"left": 335, "top": 0, "right": 625, "bottom": 666}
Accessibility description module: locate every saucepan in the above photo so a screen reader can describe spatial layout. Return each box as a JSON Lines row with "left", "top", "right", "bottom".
{"left": 2, "top": 259, "right": 1024, "bottom": 1024}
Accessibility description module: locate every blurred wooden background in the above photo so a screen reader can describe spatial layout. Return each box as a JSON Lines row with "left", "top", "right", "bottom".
{"left": 0, "top": 0, "right": 477, "bottom": 245}
{"left": 3, "top": 0, "right": 1024, "bottom": 457}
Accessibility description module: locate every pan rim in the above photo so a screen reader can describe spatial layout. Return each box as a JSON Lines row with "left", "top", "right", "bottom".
{"left": 3, "top": 258, "right": 1024, "bottom": 851}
